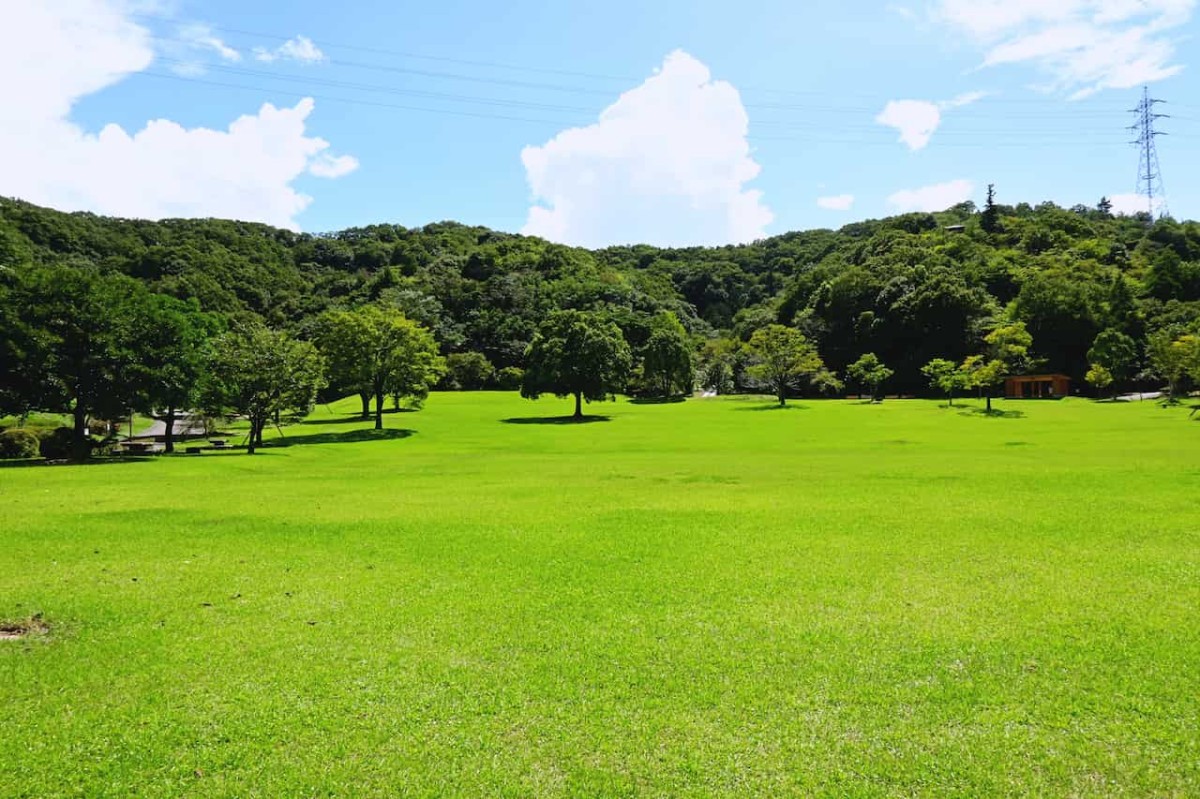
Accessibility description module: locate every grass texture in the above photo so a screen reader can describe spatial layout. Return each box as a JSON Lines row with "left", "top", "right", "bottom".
{"left": 1, "top": 393, "right": 1197, "bottom": 797}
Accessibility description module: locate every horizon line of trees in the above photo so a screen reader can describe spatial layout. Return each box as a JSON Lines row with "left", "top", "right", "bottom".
{"left": 4, "top": 193, "right": 1200, "bottom": 457}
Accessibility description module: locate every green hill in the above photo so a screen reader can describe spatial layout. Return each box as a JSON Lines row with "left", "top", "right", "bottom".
{"left": 2, "top": 195, "right": 1198, "bottom": 391}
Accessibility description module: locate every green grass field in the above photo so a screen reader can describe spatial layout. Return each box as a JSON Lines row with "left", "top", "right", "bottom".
{"left": 2, "top": 393, "right": 1197, "bottom": 797}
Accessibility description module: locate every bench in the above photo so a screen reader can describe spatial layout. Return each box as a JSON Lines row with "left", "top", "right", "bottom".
{"left": 208, "top": 439, "right": 228, "bottom": 449}
{"left": 123, "top": 441, "right": 154, "bottom": 453}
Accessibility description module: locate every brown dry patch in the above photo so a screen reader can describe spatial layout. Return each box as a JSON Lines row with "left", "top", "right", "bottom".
{"left": 0, "top": 615, "right": 49, "bottom": 641}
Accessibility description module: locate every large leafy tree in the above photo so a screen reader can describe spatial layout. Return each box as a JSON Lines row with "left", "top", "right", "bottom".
{"left": 962, "top": 321, "right": 1033, "bottom": 412}
{"left": 9, "top": 265, "right": 148, "bottom": 459}
{"left": 846, "top": 352, "right": 894, "bottom": 400}
{"left": 745, "top": 324, "right": 826, "bottom": 406}
{"left": 521, "top": 310, "right": 632, "bottom": 419}
{"left": 640, "top": 312, "right": 694, "bottom": 399}
{"left": 921, "top": 358, "right": 967, "bottom": 405}
{"left": 0, "top": 266, "right": 36, "bottom": 419}
{"left": 205, "top": 325, "right": 326, "bottom": 454}
{"left": 1147, "top": 330, "right": 1200, "bottom": 399}
{"left": 1087, "top": 329, "right": 1138, "bottom": 389}
{"left": 316, "top": 306, "right": 445, "bottom": 428}
{"left": 129, "top": 294, "right": 221, "bottom": 453}
{"left": 315, "top": 309, "right": 376, "bottom": 418}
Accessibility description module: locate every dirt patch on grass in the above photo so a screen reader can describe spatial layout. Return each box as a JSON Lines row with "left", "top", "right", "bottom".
{"left": 0, "top": 616, "right": 49, "bottom": 641}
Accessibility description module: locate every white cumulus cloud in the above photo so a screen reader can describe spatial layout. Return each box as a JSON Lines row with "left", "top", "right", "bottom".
{"left": 876, "top": 100, "right": 942, "bottom": 151}
{"left": 0, "top": 1, "right": 356, "bottom": 230}
{"left": 817, "top": 194, "right": 855, "bottom": 211}
{"left": 876, "top": 92, "right": 985, "bottom": 151}
{"left": 887, "top": 180, "right": 975, "bottom": 212}
{"left": 520, "top": 50, "right": 772, "bottom": 248}
{"left": 1107, "top": 193, "right": 1163, "bottom": 216}
{"left": 930, "top": 0, "right": 1195, "bottom": 98}
{"left": 253, "top": 35, "right": 327, "bottom": 64}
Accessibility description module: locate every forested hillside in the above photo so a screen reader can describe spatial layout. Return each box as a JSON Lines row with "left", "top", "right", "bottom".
{"left": 3, "top": 194, "right": 1199, "bottom": 395}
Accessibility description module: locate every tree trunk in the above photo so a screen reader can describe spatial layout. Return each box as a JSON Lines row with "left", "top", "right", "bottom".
{"left": 360, "top": 392, "right": 370, "bottom": 419}
{"left": 986, "top": 392, "right": 993, "bottom": 413}
{"left": 255, "top": 422, "right": 265, "bottom": 448}
{"left": 72, "top": 402, "right": 89, "bottom": 461}
{"left": 948, "top": 392, "right": 954, "bottom": 407}
{"left": 164, "top": 405, "right": 176, "bottom": 454}
{"left": 247, "top": 417, "right": 258, "bottom": 455}
{"left": 778, "top": 384, "right": 786, "bottom": 406}
{"left": 375, "top": 388, "right": 385, "bottom": 430}
{"left": 574, "top": 391, "right": 583, "bottom": 420}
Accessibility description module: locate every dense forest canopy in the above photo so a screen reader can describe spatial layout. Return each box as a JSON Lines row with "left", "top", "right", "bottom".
{"left": 3, "top": 194, "right": 1199, "bottom": 400}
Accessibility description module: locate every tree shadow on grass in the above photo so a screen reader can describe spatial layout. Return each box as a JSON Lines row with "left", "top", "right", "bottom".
{"left": 303, "top": 407, "right": 416, "bottom": 426}
{"left": 628, "top": 396, "right": 687, "bottom": 405}
{"left": 734, "top": 403, "right": 810, "bottom": 412}
{"left": 300, "top": 415, "right": 369, "bottom": 426}
{"left": 264, "top": 428, "right": 416, "bottom": 448}
{"left": 958, "top": 407, "right": 1025, "bottom": 419}
{"left": 501, "top": 415, "right": 611, "bottom": 425}
{"left": 0, "top": 456, "right": 156, "bottom": 469}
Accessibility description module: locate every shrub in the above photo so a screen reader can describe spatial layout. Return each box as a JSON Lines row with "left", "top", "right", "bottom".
{"left": 496, "top": 366, "right": 524, "bottom": 391}
{"left": 38, "top": 427, "right": 80, "bottom": 459}
{"left": 88, "top": 419, "right": 114, "bottom": 436}
{"left": 441, "top": 351, "right": 495, "bottom": 390}
{"left": 0, "top": 428, "right": 40, "bottom": 459}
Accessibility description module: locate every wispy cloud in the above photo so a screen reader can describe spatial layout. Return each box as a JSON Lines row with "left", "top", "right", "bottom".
{"left": 159, "top": 21, "right": 240, "bottom": 76}
{"left": 253, "top": 36, "right": 326, "bottom": 64}
{"left": 1108, "top": 192, "right": 1164, "bottom": 216}
{"left": 887, "top": 179, "right": 974, "bottom": 212}
{"left": 929, "top": 0, "right": 1195, "bottom": 98}
{"left": 178, "top": 23, "right": 240, "bottom": 62}
{"left": 817, "top": 194, "right": 855, "bottom": 211}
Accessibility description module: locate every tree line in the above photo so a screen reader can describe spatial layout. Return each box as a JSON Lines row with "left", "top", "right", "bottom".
{"left": 3, "top": 193, "right": 1200, "bottom": 457}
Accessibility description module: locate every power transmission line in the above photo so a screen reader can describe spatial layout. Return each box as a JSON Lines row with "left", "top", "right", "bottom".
{"left": 131, "top": 70, "right": 1199, "bottom": 150}
{"left": 122, "top": 11, "right": 1178, "bottom": 113}
{"left": 1129, "top": 86, "right": 1169, "bottom": 219}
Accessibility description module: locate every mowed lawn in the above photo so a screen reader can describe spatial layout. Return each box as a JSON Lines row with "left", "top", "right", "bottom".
{"left": 1, "top": 394, "right": 1197, "bottom": 797}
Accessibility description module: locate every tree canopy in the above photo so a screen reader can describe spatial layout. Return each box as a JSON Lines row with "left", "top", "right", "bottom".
{"left": 204, "top": 324, "right": 326, "bottom": 453}
{"left": 316, "top": 305, "right": 444, "bottom": 429}
{"left": 521, "top": 310, "right": 632, "bottom": 419}
{"left": 745, "top": 324, "right": 827, "bottom": 406}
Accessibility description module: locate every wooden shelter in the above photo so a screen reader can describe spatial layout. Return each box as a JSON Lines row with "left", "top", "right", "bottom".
{"left": 1004, "top": 374, "right": 1070, "bottom": 399}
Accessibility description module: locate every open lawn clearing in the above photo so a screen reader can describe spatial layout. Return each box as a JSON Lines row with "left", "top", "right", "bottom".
{"left": 1, "top": 394, "right": 1197, "bottom": 797}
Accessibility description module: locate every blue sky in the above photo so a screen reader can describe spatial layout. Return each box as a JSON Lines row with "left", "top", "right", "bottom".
{"left": 4, "top": 1, "right": 1198, "bottom": 245}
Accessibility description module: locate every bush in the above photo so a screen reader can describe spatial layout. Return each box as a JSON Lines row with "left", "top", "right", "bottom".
{"left": 38, "top": 427, "right": 80, "bottom": 459}
{"left": 0, "top": 428, "right": 40, "bottom": 459}
{"left": 88, "top": 419, "right": 114, "bottom": 436}
{"left": 443, "top": 351, "right": 495, "bottom": 390}
{"left": 496, "top": 366, "right": 524, "bottom": 391}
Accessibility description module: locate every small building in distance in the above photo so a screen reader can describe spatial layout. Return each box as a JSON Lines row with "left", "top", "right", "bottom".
{"left": 1005, "top": 374, "right": 1071, "bottom": 399}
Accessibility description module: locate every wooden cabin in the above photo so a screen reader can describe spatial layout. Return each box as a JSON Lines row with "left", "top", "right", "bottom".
{"left": 1004, "top": 374, "right": 1070, "bottom": 399}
